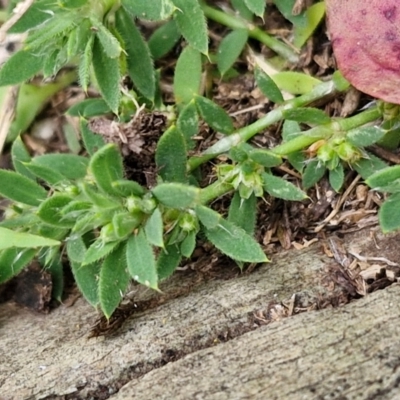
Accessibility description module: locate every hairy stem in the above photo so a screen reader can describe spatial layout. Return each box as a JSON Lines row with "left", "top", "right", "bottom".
{"left": 272, "top": 106, "right": 382, "bottom": 155}
{"left": 188, "top": 79, "right": 338, "bottom": 171}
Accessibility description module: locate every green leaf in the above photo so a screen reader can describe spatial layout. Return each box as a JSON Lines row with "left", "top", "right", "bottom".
{"left": 115, "top": 8, "right": 156, "bottom": 101}
{"left": 80, "top": 118, "right": 106, "bottom": 156}
{"left": 272, "top": 71, "right": 321, "bottom": 95}
{"left": 174, "top": 46, "right": 202, "bottom": 104}
{"left": 228, "top": 192, "right": 257, "bottom": 235}
{"left": 66, "top": 236, "right": 87, "bottom": 264}
{"left": 204, "top": 218, "right": 268, "bottom": 263}
{"left": 24, "top": 14, "right": 75, "bottom": 50}
{"left": 0, "top": 227, "right": 60, "bottom": 250}
{"left": 99, "top": 243, "right": 130, "bottom": 318}
{"left": 92, "top": 37, "right": 121, "bottom": 113}
{"left": 80, "top": 182, "right": 120, "bottom": 209}
{"left": 9, "top": 0, "right": 57, "bottom": 33}
{"left": 195, "top": 96, "right": 234, "bottom": 134}
{"left": 262, "top": 173, "right": 307, "bottom": 201}
{"left": 231, "top": 0, "right": 254, "bottom": 20}
{"left": 71, "top": 261, "right": 101, "bottom": 307}
{"left": 0, "top": 248, "right": 37, "bottom": 284}
{"left": 366, "top": 165, "right": 400, "bottom": 191}
{"left": 152, "top": 183, "right": 200, "bottom": 208}
{"left": 155, "top": 125, "right": 187, "bottom": 183}
{"left": 157, "top": 244, "right": 182, "bottom": 280}
{"left": 353, "top": 153, "right": 388, "bottom": 180}
{"left": 0, "top": 212, "right": 39, "bottom": 230}
{"left": 255, "top": 67, "right": 284, "bottom": 104}
{"left": 91, "top": 19, "right": 122, "bottom": 59}
{"left": 347, "top": 126, "right": 386, "bottom": 148}
{"left": 177, "top": 100, "right": 199, "bottom": 150}
{"left": 273, "top": 0, "right": 307, "bottom": 27}
{"left": 302, "top": 159, "right": 326, "bottom": 189}
{"left": 180, "top": 231, "right": 196, "bottom": 258}
{"left": 149, "top": 20, "right": 181, "bottom": 59}
{"left": 244, "top": 0, "right": 266, "bottom": 17}
{"left": 78, "top": 34, "right": 94, "bottom": 92}
{"left": 194, "top": 205, "right": 221, "bottom": 229}
{"left": 37, "top": 194, "right": 74, "bottom": 227}
{"left": 23, "top": 162, "right": 66, "bottom": 186}
{"left": 112, "top": 211, "right": 142, "bottom": 239}
{"left": 145, "top": 208, "right": 164, "bottom": 248}
{"left": 0, "top": 169, "right": 47, "bottom": 206}
{"left": 329, "top": 164, "right": 344, "bottom": 192}
{"left": 112, "top": 179, "right": 146, "bottom": 197}
{"left": 293, "top": 2, "right": 326, "bottom": 49}
{"left": 283, "top": 108, "right": 331, "bottom": 125}
{"left": 122, "top": 0, "right": 175, "bottom": 20}
{"left": 89, "top": 143, "right": 124, "bottom": 195}
{"left": 127, "top": 229, "right": 158, "bottom": 289}
{"left": 172, "top": 0, "right": 208, "bottom": 54}
{"left": 45, "top": 254, "right": 64, "bottom": 301}
{"left": 11, "top": 137, "right": 34, "bottom": 179}
{"left": 379, "top": 193, "right": 400, "bottom": 233}
{"left": 249, "top": 149, "right": 282, "bottom": 168}
{"left": 32, "top": 154, "right": 89, "bottom": 180}
{"left": 82, "top": 239, "right": 120, "bottom": 266}
{"left": 68, "top": 98, "right": 111, "bottom": 118}
{"left": 0, "top": 50, "right": 44, "bottom": 86}
{"left": 217, "top": 29, "right": 248, "bottom": 77}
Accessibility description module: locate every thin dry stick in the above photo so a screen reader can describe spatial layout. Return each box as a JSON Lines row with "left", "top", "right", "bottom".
{"left": 314, "top": 174, "right": 362, "bottom": 233}
{"left": 0, "top": 0, "right": 35, "bottom": 42}
{"left": 0, "top": 85, "right": 18, "bottom": 155}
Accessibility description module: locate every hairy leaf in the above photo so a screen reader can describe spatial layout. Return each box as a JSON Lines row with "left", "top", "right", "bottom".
{"left": 152, "top": 183, "right": 200, "bottom": 208}
{"left": 145, "top": 208, "right": 164, "bottom": 248}
{"left": 244, "top": 0, "right": 265, "bottom": 18}
{"left": 228, "top": 192, "right": 257, "bottom": 235}
{"left": 0, "top": 50, "right": 44, "bottom": 86}
{"left": 115, "top": 8, "right": 156, "bottom": 100}
{"left": 172, "top": 0, "right": 208, "bottom": 54}
{"left": 92, "top": 37, "right": 121, "bottom": 113}
{"left": 71, "top": 260, "right": 101, "bottom": 307}
{"left": 37, "top": 194, "right": 74, "bottom": 227}
{"left": 204, "top": 218, "right": 268, "bottom": 263}
{"left": 255, "top": 67, "right": 284, "bottom": 104}
{"left": 0, "top": 248, "right": 36, "bottom": 284}
{"left": 89, "top": 143, "right": 124, "bottom": 196}
{"left": 263, "top": 173, "right": 307, "bottom": 201}
{"left": 0, "top": 227, "right": 60, "bottom": 250}
{"left": 127, "top": 229, "right": 158, "bottom": 289}
{"left": 174, "top": 46, "right": 202, "bottom": 104}
{"left": 99, "top": 243, "right": 130, "bottom": 318}
{"left": 157, "top": 244, "right": 182, "bottom": 280}
{"left": 155, "top": 125, "right": 187, "bottom": 183}
{"left": 0, "top": 169, "right": 47, "bottom": 206}
{"left": 217, "top": 29, "right": 248, "bottom": 77}
{"left": 195, "top": 96, "right": 234, "bottom": 134}
{"left": 122, "top": 0, "right": 175, "bottom": 21}
{"left": 177, "top": 100, "right": 199, "bottom": 149}
{"left": 32, "top": 154, "right": 89, "bottom": 180}
{"left": 149, "top": 20, "right": 181, "bottom": 59}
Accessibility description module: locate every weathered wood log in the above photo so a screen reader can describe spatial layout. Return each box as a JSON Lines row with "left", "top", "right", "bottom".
{"left": 0, "top": 227, "right": 399, "bottom": 400}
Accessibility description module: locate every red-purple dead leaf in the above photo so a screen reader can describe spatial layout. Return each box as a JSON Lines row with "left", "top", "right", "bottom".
{"left": 326, "top": 0, "right": 400, "bottom": 104}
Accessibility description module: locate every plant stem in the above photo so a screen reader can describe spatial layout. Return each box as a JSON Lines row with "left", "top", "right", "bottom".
{"left": 201, "top": 2, "right": 299, "bottom": 64}
{"left": 199, "top": 181, "right": 233, "bottom": 204}
{"left": 188, "top": 79, "right": 337, "bottom": 171}
{"left": 272, "top": 106, "right": 382, "bottom": 155}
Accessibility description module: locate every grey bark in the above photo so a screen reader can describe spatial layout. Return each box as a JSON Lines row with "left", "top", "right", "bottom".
{"left": 0, "top": 227, "right": 399, "bottom": 400}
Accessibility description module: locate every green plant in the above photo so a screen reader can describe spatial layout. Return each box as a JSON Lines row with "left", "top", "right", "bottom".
{"left": 0, "top": 0, "right": 399, "bottom": 318}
